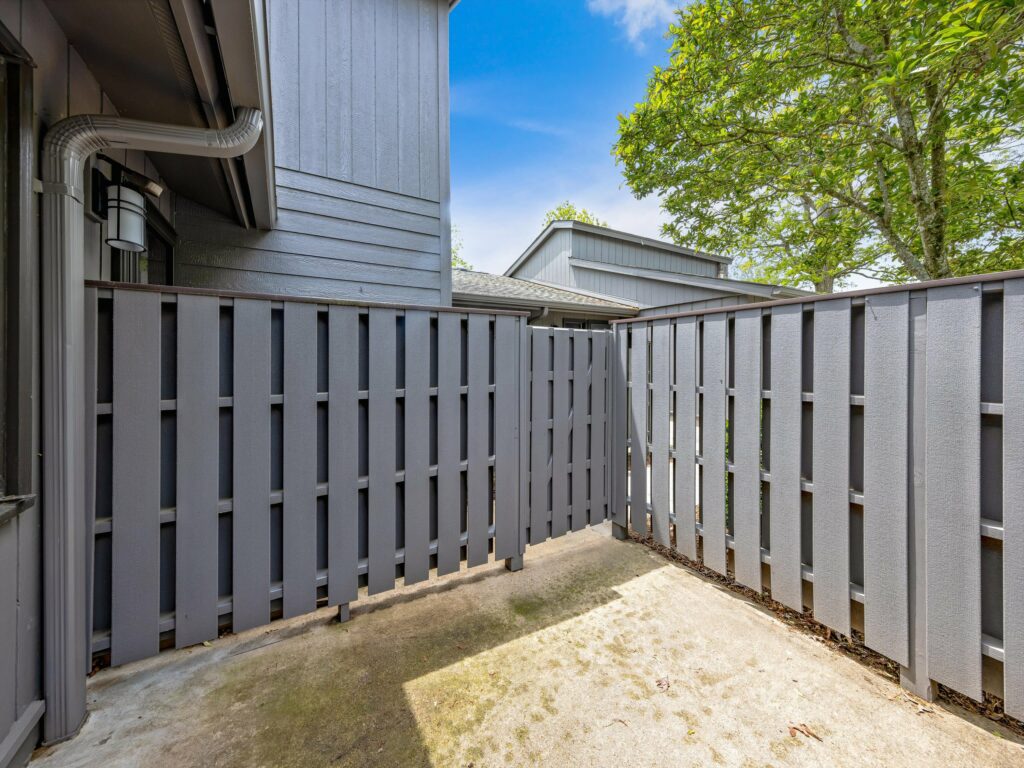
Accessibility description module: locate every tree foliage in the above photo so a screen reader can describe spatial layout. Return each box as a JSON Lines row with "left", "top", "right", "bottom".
{"left": 451, "top": 224, "right": 472, "bottom": 270}
{"left": 543, "top": 201, "right": 609, "bottom": 229}
{"left": 615, "top": 0, "right": 1024, "bottom": 291}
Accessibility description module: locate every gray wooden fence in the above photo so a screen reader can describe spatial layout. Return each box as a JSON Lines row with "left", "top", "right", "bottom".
{"left": 612, "top": 275, "right": 1022, "bottom": 719}
{"left": 85, "top": 283, "right": 610, "bottom": 666}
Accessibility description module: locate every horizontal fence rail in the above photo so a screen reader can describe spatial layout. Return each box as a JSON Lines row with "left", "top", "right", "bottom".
{"left": 85, "top": 283, "right": 610, "bottom": 665}
{"left": 612, "top": 275, "right": 1023, "bottom": 718}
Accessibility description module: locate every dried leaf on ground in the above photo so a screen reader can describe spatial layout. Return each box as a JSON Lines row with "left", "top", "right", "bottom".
{"left": 656, "top": 677, "right": 671, "bottom": 691}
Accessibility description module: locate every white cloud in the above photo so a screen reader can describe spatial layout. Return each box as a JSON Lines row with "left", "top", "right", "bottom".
{"left": 586, "top": 0, "right": 677, "bottom": 49}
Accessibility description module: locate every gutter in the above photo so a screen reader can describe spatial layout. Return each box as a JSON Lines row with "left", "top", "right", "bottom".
{"left": 40, "top": 107, "right": 262, "bottom": 744}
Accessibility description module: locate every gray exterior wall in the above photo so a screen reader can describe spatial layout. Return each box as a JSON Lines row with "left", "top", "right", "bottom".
{"left": 510, "top": 226, "right": 733, "bottom": 310}
{"left": 637, "top": 295, "right": 763, "bottom": 317}
{"left": 174, "top": 0, "right": 452, "bottom": 305}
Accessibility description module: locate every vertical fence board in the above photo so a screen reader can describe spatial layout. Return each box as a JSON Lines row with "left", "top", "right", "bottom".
{"left": 494, "top": 316, "right": 519, "bottom": 559}
{"left": 282, "top": 302, "right": 318, "bottom": 617}
{"left": 768, "top": 305, "right": 804, "bottom": 611}
{"left": 650, "top": 321, "right": 671, "bottom": 547}
{"left": 733, "top": 309, "right": 762, "bottom": 591}
{"left": 232, "top": 300, "right": 272, "bottom": 631}
{"left": 925, "top": 284, "right": 982, "bottom": 701}
{"left": 466, "top": 314, "right": 490, "bottom": 566}
{"left": 1005, "top": 278, "right": 1024, "bottom": 718}
{"left": 863, "top": 292, "right": 909, "bottom": 666}
{"left": 530, "top": 328, "right": 551, "bottom": 544}
{"left": 674, "top": 318, "right": 698, "bottom": 559}
{"left": 811, "top": 299, "right": 852, "bottom": 635}
{"left": 518, "top": 319, "right": 531, "bottom": 550}
{"left": 591, "top": 332, "right": 608, "bottom": 524}
{"left": 403, "top": 310, "right": 431, "bottom": 584}
{"left": 551, "top": 330, "right": 571, "bottom": 538}
{"left": 111, "top": 290, "right": 161, "bottom": 665}
{"left": 612, "top": 326, "right": 628, "bottom": 527}
{"left": 174, "top": 295, "right": 220, "bottom": 648}
{"left": 328, "top": 306, "right": 360, "bottom": 604}
{"left": 572, "top": 331, "right": 589, "bottom": 532}
{"left": 629, "top": 325, "right": 649, "bottom": 535}
{"left": 436, "top": 312, "right": 461, "bottom": 574}
{"left": 368, "top": 310, "right": 398, "bottom": 594}
{"left": 702, "top": 315, "right": 728, "bottom": 575}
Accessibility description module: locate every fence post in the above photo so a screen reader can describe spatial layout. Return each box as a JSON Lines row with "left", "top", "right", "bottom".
{"left": 510, "top": 316, "right": 530, "bottom": 570}
{"left": 900, "top": 293, "right": 938, "bottom": 702}
{"left": 610, "top": 324, "right": 629, "bottom": 542}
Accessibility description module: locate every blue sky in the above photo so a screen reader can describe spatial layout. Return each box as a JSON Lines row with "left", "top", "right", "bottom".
{"left": 449, "top": 0, "right": 681, "bottom": 274}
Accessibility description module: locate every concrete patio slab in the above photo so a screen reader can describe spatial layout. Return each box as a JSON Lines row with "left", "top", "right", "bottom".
{"left": 32, "top": 524, "right": 1023, "bottom": 768}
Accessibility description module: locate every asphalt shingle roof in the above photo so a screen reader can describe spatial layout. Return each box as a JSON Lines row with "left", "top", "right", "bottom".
{"left": 452, "top": 269, "right": 635, "bottom": 310}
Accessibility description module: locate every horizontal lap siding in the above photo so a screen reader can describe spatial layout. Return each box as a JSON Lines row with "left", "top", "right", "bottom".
{"left": 176, "top": 0, "right": 448, "bottom": 303}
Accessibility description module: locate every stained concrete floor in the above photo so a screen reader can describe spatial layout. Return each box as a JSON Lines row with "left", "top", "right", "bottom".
{"left": 33, "top": 524, "right": 1024, "bottom": 768}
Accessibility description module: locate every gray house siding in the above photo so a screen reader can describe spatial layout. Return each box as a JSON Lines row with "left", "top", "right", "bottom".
{"left": 572, "top": 269, "right": 736, "bottom": 308}
{"left": 175, "top": 0, "right": 452, "bottom": 305}
{"left": 572, "top": 230, "right": 720, "bottom": 277}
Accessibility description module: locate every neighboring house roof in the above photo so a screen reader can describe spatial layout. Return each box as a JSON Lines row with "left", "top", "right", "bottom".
{"left": 504, "top": 220, "right": 732, "bottom": 277}
{"left": 569, "top": 258, "right": 814, "bottom": 300}
{"left": 452, "top": 269, "right": 637, "bottom": 315}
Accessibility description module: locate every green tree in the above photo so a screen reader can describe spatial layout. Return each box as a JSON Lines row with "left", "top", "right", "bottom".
{"left": 615, "top": 0, "right": 1024, "bottom": 291}
{"left": 543, "top": 201, "right": 608, "bottom": 229}
{"left": 451, "top": 224, "right": 472, "bottom": 270}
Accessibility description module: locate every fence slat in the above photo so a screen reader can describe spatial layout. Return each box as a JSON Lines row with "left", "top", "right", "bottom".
{"left": 282, "top": 302, "right": 318, "bottom": 616}
{"left": 111, "top": 289, "right": 161, "bottom": 665}
{"left": 811, "top": 299, "right": 851, "bottom": 636}
{"left": 650, "top": 321, "right": 671, "bottom": 547}
{"left": 403, "top": 310, "right": 431, "bottom": 584}
{"left": 467, "top": 314, "right": 490, "bottom": 566}
{"left": 591, "top": 332, "right": 608, "bottom": 524}
{"left": 612, "top": 326, "right": 628, "bottom": 527}
{"left": 174, "top": 294, "right": 220, "bottom": 648}
{"left": 733, "top": 309, "right": 762, "bottom": 591}
{"left": 551, "top": 330, "right": 571, "bottom": 538}
{"left": 925, "top": 284, "right": 982, "bottom": 701}
{"left": 863, "top": 292, "right": 909, "bottom": 666}
{"left": 436, "top": 312, "right": 461, "bottom": 574}
{"left": 530, "top": 328, "right": 552, "bottom": 544}
{"left": 494, "top": 315, "right": 519, "bottom": 559}
{"left": 368, "top": 309, "right": 398, "bottom": 594}
{"left": 233, "top": 300, "right": 272, "bottom": 631}
{"left": 629, "top": 325, "right": 649, "bottom": 536}
{"left": 702, "top": 315, "right": 728, "bottom": 575}
{"left": 327, "top": 305, "right": 359, "bottom": 605}
{"left": 572, "top": 331, "right": 589, "bottom": 532}
{"left": 768, "top": 304, "right": 804, "bottom": 611}
{"left": 1005, "top": 278, "right": 1024, "bottom": 719}
{"left": 674, "top": 318, "right": 697, "bottom": 559}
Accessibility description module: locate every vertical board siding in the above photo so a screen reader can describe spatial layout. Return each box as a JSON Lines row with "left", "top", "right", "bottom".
{"left": 174, "top": 295, "right": 220, "bottom": 648}
{"left": 768, "top": 305, "right": 804, "bottom": 611}
{"left": 925, "top": 284, "right": 983, "bottom": 701}
{"left": 282, "top": 303, "right": 318, "bottom": 617}
{"left": 551, "top": 330, "right": 571, "bottom": 537}
{"left": 862, "top": 292, "right": 910, "bottom": 666}
{"left": 674, "top": 318, "right": 698, "bottom": 559}
{"left": 367, "top": 310, "right": 398, "bottom": 594}
{"left": 403, "top": 311, "right": 431, "bottom": 584}
{"left": 435, "top": 312, "right": 461, "bottom": 574}
{"left": 530, "top": 329, "right": 552, "bottom": 544}
{"left": 572, "top": 331, "right": 589, "bottom": 532}
{"left": 732, "top": 310, "right": 762, "bottom": 591}
{"left": 629, "top": 325, "right": 649, "bottom": 536}
{"left": 232, "top": 300, "right": 272, "bottom": 631}
{"left": 1005, "top": 279, "right": 1024, "bottom": 719}
{"left": 811, "top": 300, "right": 852, "bottom": 636}
{"left": 702, "top": 315, "right": 728, "bottom": 575}
{"left": 494, "top": 316, "right": 520, "bottom": 559}
{"left": 110, "top": 290, "right": 161, "bottom": 665}
{"left": 297, "top": 0, "right": 327, "bottom": 175}
{"left": 466, "top": 314, "right": 490, "bottom": 566}
{"left": 650, "top": 321, "right": 671, "bottom": 547}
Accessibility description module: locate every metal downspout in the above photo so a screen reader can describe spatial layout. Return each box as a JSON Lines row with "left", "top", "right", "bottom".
{"left": 40, "top": 108, "right": 263, "bottom": 743}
